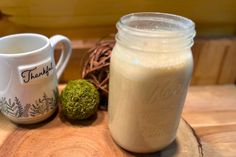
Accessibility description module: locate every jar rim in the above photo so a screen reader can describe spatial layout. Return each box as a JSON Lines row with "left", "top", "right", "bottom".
{"left": 117, "top": 12, "right": 195, "bottom": 38}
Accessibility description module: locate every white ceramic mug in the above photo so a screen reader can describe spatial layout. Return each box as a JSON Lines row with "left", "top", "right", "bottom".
{"left": 0, "top": 33, "right": 72, "bottom": 124}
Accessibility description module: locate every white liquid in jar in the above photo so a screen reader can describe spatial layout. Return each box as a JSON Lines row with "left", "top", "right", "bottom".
{"left": 108, "top": 34, "right": 193, "bottom": 152}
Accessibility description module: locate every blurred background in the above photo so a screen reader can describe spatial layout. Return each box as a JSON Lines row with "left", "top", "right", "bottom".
{"left": 0, "top": 0, "right": 235, "bottom": 84}
{"left": 0, "top": 0, "right": 236, "bottom": 38}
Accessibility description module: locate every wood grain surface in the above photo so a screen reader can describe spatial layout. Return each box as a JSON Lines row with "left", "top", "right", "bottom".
{"left": 0, "top": 85, "right": 235, "bottom": 157}
{"left": 183, "top": 85, "right": 236, "bottom": 157}
{"left": 0, "top": 86, "right": 202, "bottom": 157}
{"left": 191, "top": 38, "right": 236, "bottom": 85}
{"left": 0, "top": 113, "right": 200, "bottom": 157}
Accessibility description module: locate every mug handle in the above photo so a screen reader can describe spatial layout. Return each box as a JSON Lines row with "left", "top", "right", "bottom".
{"left": 50, "top": 35, "right": 72, "bottom": 79}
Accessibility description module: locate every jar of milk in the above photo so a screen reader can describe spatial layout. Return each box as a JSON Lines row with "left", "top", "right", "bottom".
{"left": 108, "top": 12, "right": 196, "bottom": 153}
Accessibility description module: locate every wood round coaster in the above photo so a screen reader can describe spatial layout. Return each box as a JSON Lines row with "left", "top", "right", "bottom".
{"left": 0, "top": 111, "right": 202, "bottom": 157}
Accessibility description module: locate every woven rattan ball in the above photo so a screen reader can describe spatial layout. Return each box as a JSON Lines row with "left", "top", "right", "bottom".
{"left": 82, "top": 40, "right": 115, "bottom": 109}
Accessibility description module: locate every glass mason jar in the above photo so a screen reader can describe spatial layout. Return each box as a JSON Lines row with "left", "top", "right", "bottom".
{"left": 108, "top": 12, "right": 196, "bottom": 153}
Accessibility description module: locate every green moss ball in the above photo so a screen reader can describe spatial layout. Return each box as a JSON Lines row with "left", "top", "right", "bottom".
{"left": 60, "top": 79, "right": 99, "bottom": 120}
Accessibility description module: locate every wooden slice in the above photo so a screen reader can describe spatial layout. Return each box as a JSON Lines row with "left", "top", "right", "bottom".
{"left": 0, "top": 110, "right": 202, "bottom": 157}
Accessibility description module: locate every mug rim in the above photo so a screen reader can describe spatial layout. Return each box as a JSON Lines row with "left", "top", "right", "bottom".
{"left": 0, "top": 33, "right": 50, "bottom": 57}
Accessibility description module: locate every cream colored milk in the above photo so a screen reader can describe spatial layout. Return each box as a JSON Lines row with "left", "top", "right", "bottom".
{"left": 108, "top": 37, "right": 193, "bottom": 152}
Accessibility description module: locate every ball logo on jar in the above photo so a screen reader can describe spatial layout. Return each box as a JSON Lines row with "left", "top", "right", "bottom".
{"left": 156, "top": 80, "right": 186, "bottom": 100}
{"left": 150, "top": 80, "right": 187, "bottom": 103}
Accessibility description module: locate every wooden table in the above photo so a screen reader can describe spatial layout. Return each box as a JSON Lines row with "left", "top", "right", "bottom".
{"left": 0, "top": 85, "right": 235, "bottom": 157}
{"left": 182, "top": 85, "right": 236, "bottom": 157}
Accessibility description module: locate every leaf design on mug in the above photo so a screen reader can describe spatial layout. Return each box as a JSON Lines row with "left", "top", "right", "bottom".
{"left": 22, "top": 104, "right": 31, "bottom": 117}
{"left": 30, "top": 92, "right": 57, "bottom": 117}
{"left": 0, "top": 89, "right": 58, "bottom": 118}
{"left": 15, "top": 97, "right": 24, "bottom": 117}
{"left": 0, "top": 97, "right": 16, "bottom": 117}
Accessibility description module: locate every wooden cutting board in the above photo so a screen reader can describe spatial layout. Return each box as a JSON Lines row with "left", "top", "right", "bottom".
{"left": 0, "top": 111, "right": 201, "bottom": 157}
{"left": 1, "top": 85, "right": 236, "bottom": 157}
{"left": 0, "top": 86, "right": 202, "bottom": 157}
